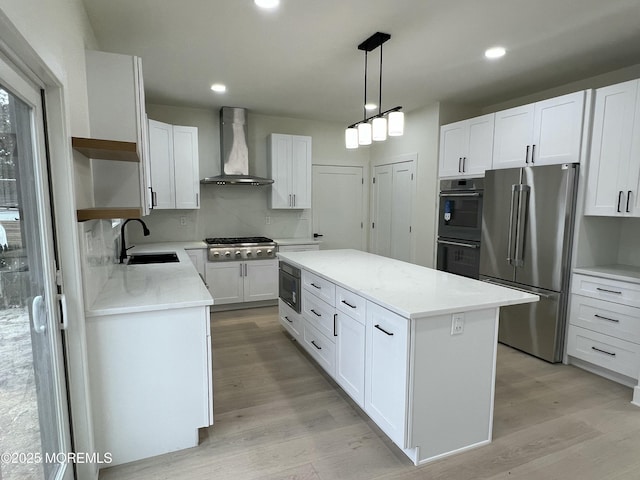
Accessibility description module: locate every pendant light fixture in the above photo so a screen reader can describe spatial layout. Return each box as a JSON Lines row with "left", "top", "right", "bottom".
{"left": 345, "top": 32, "right": 404, "bottom": 149}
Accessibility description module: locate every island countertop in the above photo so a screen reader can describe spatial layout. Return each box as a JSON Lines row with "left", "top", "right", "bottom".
{"left": 277, "top": 249, "right": 538, "bottom": 319}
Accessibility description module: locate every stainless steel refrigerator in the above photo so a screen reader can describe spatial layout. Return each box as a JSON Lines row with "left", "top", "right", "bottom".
{"left": 479, "top": 163, "right": 578, "bottom": 363}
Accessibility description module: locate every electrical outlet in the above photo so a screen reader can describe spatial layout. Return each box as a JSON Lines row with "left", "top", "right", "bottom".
{"left": 265, "top": 216, "right": 271, "bottom": 225}
{"left": 451, "top": 313, "right": 464, "bottom": 335}
{"left": 180, "top": 216, "right": 187, "bottom": 226}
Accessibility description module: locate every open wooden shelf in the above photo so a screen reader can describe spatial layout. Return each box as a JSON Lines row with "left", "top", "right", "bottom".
{"left": 72, "top": 137, "right": 139, "bottom": 162}
{"left": 76, "top": 207, "right": 142, "bottom": 222}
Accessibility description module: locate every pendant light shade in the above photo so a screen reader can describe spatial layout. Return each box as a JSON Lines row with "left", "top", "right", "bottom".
{"left": 345, "top": 127, "right": 359, "bottom": 149}
{"left": 358, "top": 122, "right": 372, "bottom": 145}
{"left": 345, "top": 32, "right": 404, "bottom": 149}
{"left": 372, "top": 116, "right": 387, "bottom": 141}
{"left": 388, "top": 110, "right": 405, "bottom": 136}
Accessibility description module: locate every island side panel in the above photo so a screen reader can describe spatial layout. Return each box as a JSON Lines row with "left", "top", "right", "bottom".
{"left": 409, "top": 307, "right": 499, "bottom": 464}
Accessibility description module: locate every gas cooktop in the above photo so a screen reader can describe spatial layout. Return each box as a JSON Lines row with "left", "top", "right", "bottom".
{"left": 205, "top": 237, "right": 277, "bottom": 262}
{"left": 205, "top": 236, "right": 274, "bottom": 245}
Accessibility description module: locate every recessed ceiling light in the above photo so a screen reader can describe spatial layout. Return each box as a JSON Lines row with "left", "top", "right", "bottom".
{"left": 364, "top": 103, "right": 377, "bottom": 111}
{"left": 210, "top": 83, "right": 227, "bottom": 93}
{"left": 254, "top": 0, "right": 279, "bottom": 9}
{"left": 485, "top": 46, "right": 506, "bottom": 59}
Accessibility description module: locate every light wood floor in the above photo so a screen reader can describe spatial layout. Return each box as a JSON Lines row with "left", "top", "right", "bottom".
{"left": 99, "top": 306, "right": 640, "bottom": 480}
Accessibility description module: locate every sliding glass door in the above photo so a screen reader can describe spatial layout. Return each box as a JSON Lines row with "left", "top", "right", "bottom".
{"left": 0, "top": 55, "right": 73, "bottom": 480}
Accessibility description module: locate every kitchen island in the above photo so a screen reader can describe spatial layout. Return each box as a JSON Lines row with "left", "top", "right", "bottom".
{"left": 277, "top": 249, "right": 538, "bottom": 465}
{"left": 85, "top": 244, "right": 213, "bottom": 467}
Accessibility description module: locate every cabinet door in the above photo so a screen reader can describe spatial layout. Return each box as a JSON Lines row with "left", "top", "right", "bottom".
{"left": 335, "top": 312, "right": 365, "bottom": 407}
{"left": 291, "top": 135, "right": 312, "bottom": 208}
{"left": 629, "top": 86, "right": 640, "bottom": 217}
{"left": 532, "top": 91, "right": 584, "bottom": 166}
{"left": 244, "top": 260, "right": 278, "bottom": 302}
{"left": 269, "top": 134, "right": 292, "bottom": 208}
{"left": 173, "top": 126, "right": 200, "bottom": 209}
{"left": 136, "top": 61, "right": 152, "bottom": 216}
{"left": 585, "top": 80, "right": 638, "bottom": 216}
{"left": 148, "top": 119, "right": 176, "bottom": 209}
{"left": 186, "top": 249, "right": 206, "bottom": 278}
{"left": 439, "top": 120, "right": 468, "bottom": 178}
{"left": 465, "top": 113, "right": 495, "bottom": 176}
{"left": 365, "top": 302, "right": 409, "bottom": 449}
{"left": 205, "top": 262, "right": 243, "bottom": 304}
{"left": 492, "top": 104, "right": 534, "bottom": 169}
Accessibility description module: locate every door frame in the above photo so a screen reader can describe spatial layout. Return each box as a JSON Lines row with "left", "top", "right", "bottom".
{"left": 311, "top": 163, "right": 368, "bottom": 250}
{"left": 370, "top": 153, "right": 417, "bottom": 263}
{"left": 0, "top": 11, "right": 97, "bottom": 480}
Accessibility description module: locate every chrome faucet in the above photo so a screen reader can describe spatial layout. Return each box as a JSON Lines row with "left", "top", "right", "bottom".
{"left": 119, "top": 218, "right": 150, "bottom": 264}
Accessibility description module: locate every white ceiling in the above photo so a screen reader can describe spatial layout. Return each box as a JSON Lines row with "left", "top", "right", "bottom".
{"left": 81, "top": 0, "right": 640, "bottom": 123}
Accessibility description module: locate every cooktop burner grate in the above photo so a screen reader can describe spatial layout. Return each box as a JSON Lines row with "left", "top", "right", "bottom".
{"left": 205, "top": 236, "right": 274, "bottom": 245}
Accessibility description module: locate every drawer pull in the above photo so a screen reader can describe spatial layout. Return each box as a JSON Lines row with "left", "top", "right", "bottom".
{"left": 333, "top": 313, "right": 337, "bottom": 337}
{"left": 596, "top": 287, "right": 622, "bottom": 295}
{"left": 284, "top": 316, "right": 293, "bottom": 324}
{"left": 310, "top": 283, "right": 321, "bottom": 290}
{"left": 374, "top": 324, "right": 394, "bottom": 336}
{"left": 310, "top": 309, "right": 322, "bottom": 317}
{"left": 311, "top": 340, "right": 322, "bottom": 350}
{"left": 341, "top": 300, "right": 357, "bottom": 309}
{"left": 591, "top": 346, "right": 616, "bottom": 357}
{"left": 594, "top": 314, "right": 620, "bottom": 323}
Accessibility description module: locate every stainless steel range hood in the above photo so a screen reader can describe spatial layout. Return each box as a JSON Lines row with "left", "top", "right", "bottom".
{"left": 200, "top": 107, "right": 274, "bottom": 186}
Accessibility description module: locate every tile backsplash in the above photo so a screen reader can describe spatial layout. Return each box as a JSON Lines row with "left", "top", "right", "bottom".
{"left": 78, "top": 219, "right": 119, "bottom": 308}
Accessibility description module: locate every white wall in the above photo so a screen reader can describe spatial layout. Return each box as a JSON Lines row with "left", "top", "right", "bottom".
{"left": 618, "top": 218, "right": 640, "bottom": 266}
{"left": 131, "top": 105, "right": 369, "bottom": 243}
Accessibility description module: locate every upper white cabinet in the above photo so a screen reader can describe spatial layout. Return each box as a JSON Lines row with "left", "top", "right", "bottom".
{"left": 268, "top": 134, "right": 312, "bottom": 209}
{"left": 493, "top": 91, "right": 585, "bottom": 169}
{"left": 148, "top": 119, "right": 200, "bottom": 210}
{"left": 439, "top": 114, "right": 494, "bottom": 178}
{"left": 585, "top": 79, "right": 640, "bottom": 217}
{"left": 85, "top": 50, "right": 152, "bottom": 216}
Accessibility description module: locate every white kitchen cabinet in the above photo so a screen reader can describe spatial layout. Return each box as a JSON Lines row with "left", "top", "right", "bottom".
{"left": 335, "top": 310, "right": 365, "bottom": 407}
{"left": 492, "top": 91, "right": 585, "bottom": 169}
{"left": 185, "top": 248, "right": 206, "bottom": 278}
{"left": 279, "top": 299, "right": 303, "bottom": 340}
{"left": 85, "top": 50, "right": 152, "bottom": 216}
{"left": 268, "top": 134, "right": 312, "bottom": 209}
{"left": 439, "top": 114, "right": 494, "bottom": 178}
{"left": 365, "top": 301, "right": 410, "bottom": 448}
{"left": 148, "top": 119, "right": 200, "bottom": 210}
{"left": 206, "top": 260, "right": 278, "bottom": 305}
{"left": 584, "top": 79, "right": 640, "bottom": 217}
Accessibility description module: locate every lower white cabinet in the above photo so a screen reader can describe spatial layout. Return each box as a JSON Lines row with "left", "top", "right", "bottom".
{"left": 186, "top": 248, "right": 206, "bottom": 278}
{"left": 364, "top": 301, "right": 410, "bottom": 448}
{"left": 278, "top": 299, "right": 303, "bottom": 340}
{"left": 206, "top": 260, "right": 278, "bottom": 305}
{"left": 302, "top": 319, "right": 336, "bottom": 377}
{"left": 335, "top": 310, "right": 365, "bottom": 407}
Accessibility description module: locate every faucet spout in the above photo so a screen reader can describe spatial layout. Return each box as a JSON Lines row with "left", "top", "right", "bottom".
{"left": 119, "top": 218, "right": 151, "bottom": 264}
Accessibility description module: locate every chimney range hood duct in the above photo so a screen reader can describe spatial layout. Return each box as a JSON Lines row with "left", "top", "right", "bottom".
{"left": 200, "top": 107, "right": 274, "bottom": 185}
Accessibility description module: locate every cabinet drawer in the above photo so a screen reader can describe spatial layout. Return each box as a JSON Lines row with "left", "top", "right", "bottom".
{"left": 336, "top": 286, "right": 366, "bottom": 325}
{"left": 570, "top": 294, "right": 640, "bottom": 343}
{"left": 279, "top": 299, "right": 302, "bottom": 340}
{"left": 303, "top": 292, "right": 336, "bottom": 341}
{"left": 567, "top": 325, "right": 640, "bottom": 379}
{"left": 303, "top": 270, "right": 336, "bottom": 306}
{"left": 572, "top": 273, "right": 640, "bottom": 309}
{"left": 302, "top": 320, "right": 336, "bottom": 377}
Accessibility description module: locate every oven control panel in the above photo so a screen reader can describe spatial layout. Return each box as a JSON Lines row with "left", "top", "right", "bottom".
{"left": 207, "top": 246, "right": 276, "bottom": 262}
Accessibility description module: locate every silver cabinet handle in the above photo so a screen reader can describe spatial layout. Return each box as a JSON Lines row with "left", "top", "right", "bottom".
{"left": 288, "top": 194, "right": 292, "bottom": 207}
{"left": 374, "top": 324, "right": 394, "bottom": 336}
{"left": 244, "top": 264, "right": 247, "bottom": 276}
{"left": 462, "top": 156, "right": 466, "bottom": 172}
{"left": 591, "top": 346, "right": 616, "bottom": 357}
{"left": 596, "top": 287, "right": 622, "bottom": 295}
{"left": 293, "top": 194, "right": 296, "bottom": 207}
{"left": 240, "top": 263, "right": 243, "bottom": 277}
{"left": 333, "top": 313, "right": 337, "bottom": 337}
{"left": 594, "top": 314, "right": 620, "bottom": 323}
{"left": 458, "top": 157, "right": 462, "bottom": 173}
{"left": 196, "top": 193, "right": 199, "bottom": 207}
{"left": 311, "top": 340, "right": 322, "bottom": 350}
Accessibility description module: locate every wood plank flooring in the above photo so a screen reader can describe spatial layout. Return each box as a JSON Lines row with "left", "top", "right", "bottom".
{"left": 99, "top": 306, "right": 640, "bottom": 480}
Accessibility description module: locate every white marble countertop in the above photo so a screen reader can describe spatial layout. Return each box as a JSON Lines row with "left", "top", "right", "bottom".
{"left": 278, "top": 249, "right": 538, "bottom": 319}
{"left": 86, "top": 243, "right": 213, "bottom": 317}
{"left": 274, "top": 238, "right": 321, "bottom": 246}
{"left": 573, "top": 264, "right": 640, "bottom": 285}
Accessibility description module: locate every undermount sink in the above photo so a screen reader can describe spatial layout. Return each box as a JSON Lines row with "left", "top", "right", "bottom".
{"left": 127, "top": 252, "right": 179, "bottom": 265}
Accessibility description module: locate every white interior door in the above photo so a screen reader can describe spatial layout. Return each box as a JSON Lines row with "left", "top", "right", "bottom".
{"left": 371, "top": 160, "right": 414, "bottom": 262}
{"left": 312, "top": 165, "right": 365, "bottom": 250}
{"left": 0, "top": 57, "right": 73, "bottom": 480}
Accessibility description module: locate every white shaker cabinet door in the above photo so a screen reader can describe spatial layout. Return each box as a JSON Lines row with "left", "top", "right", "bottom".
{"left": 244, "top": 260, "right": 278, "bottom": 302}
{"left": 173, "top": 126, "right": 200, "bottom": 209}
{"left": 335, "top": 311, "right": 365, "bottom": 407}
{"left": 439, "top": 120, "right": 467, "bottom": 178}
{"left": 291, "top": 135, "right": 312, "bottom": 208}
{"left": 206, "top": 262, "right": 244, "bottom": 304}
{"left": 364, "top": 302, "right": 410, "bottom": 449}
{"left": 464, "top": 113, "right": 495, "bottom": 176}
{"left": 148, "top": 119, "right": 176, "bottom": 209}
{"left": 492, "top": 104, "right": 534, "bottom": 169}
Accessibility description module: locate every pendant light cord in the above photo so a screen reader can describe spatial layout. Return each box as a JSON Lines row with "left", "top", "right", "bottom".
{"left": 363, "top": 51, "right": 368, "bottom": 121}
{"left": 378, "top": 43, "right": 383, "bottom": 117}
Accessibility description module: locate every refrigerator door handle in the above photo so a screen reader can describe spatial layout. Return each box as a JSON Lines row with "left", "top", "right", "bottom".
{"left": 513, "top": 184, "right": 530, "bottom": 268}
{"left": 507, "top": 184, "right": 518, "bottom": 265}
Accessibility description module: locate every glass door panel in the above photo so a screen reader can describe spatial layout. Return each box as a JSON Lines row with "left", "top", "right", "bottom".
{"left": 0, "top": 55, "right": 72, "bottom": 480}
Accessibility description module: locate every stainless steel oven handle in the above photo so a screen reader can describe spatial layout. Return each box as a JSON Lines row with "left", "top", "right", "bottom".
{"left": 437, "top": 239, "right": 480, "bottom": 249}
{"left": 438, "top": 192, "right": 482, "bottom": 197}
